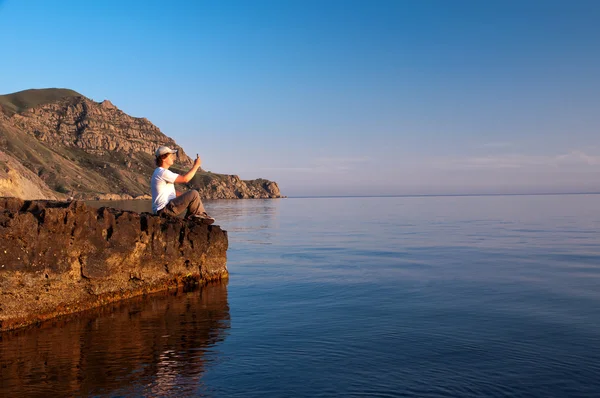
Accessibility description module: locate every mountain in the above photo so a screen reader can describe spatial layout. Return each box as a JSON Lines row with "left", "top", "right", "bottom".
{"left": 0, "top": 88, "right": 81, "bottom": 116}
{"left": 0, "top": 88, "right": 282, "bottom": 200}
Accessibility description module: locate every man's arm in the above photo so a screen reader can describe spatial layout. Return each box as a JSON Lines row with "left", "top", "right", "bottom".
{"left": 174, "top": 155, "right": 202, "bottom": 184}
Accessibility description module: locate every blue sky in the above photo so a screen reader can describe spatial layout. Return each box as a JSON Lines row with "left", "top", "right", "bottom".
{"left": 1, "top": 0, "right": 599, "bottom": 196}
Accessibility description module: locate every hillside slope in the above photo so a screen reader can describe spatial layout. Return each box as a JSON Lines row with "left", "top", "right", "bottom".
{"left": 0, "top": 149, "right": 58, "bottom": 200}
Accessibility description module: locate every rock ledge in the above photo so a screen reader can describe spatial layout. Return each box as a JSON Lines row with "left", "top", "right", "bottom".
{"left": 0, "top": 198, "right": 228, "bottom": 331}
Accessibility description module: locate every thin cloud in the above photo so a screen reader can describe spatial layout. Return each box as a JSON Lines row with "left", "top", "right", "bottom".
{"left": 312, "top": 156, "right": 371, "bottom": 172}
{"left": 258, "top": 167, "right": 315, "bottom": 172}
{"left": 556, "top": 150, "right": 600, "bottom": 166}
{"left": 313, "top": 156, "right": 371, "bottom": 164}
{"left": 259, "top": 156, "right": 371, "bottom": 174}
{"left": 481, "top": 142, "right": 513, "bottom": 149}
{"left": 433, "top": 150, "right": 600, "bottom": 171}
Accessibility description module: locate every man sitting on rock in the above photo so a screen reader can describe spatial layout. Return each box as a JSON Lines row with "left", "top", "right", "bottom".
{"left": 151, "top": 146, "right": 215, "bottom": 224}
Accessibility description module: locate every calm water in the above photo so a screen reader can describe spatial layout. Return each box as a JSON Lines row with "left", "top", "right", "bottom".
{"left": 2, "top": 195, "right": 600, "bottom": 397}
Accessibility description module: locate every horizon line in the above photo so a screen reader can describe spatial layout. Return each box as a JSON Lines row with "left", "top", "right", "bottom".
{"left": 287, "top": 191, "right": 600, "bottom": 199}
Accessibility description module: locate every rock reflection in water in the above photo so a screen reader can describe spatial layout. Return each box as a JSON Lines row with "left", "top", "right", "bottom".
{"left": 0, "top": 282, "right": 230, "bottom": 397}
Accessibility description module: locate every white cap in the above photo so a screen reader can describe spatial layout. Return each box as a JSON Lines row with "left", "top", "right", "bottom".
{"left": 155, "top": 146, "right": 178, "bottom": 157}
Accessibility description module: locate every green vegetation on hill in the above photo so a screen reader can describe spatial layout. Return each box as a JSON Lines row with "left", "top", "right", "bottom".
{"left": 0, "top": 88, "right": 82, "bottom": 116}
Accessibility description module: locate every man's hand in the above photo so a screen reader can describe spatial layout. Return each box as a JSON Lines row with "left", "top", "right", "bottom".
{"left": 175, "top": 153, "right": 202, "bottom": 184}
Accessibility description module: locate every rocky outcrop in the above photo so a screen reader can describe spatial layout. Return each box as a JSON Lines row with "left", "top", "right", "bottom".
{"left": 0, "top": 198, "right": 228, "bottom": 331}
{"left": 191, "top": 174, "right": 282, "bottom": 199}
{"left": 0, "top": 88, "right": 283, "bottom": 200}
{"left": 9, "top": 95, "right": 192, "bottom": 165}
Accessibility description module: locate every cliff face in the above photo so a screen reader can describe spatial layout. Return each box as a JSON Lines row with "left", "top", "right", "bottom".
{"left": 0, "top": 89, "right": 283, "bottom": 200}
{"left": 9, "top": 96, "right": 192, "bottom": 165}
{"left": 187, "top": 173, "right": 282, "bottom": 199}
{"left": 0, "top": 198, "right": 229, "bottom": 331}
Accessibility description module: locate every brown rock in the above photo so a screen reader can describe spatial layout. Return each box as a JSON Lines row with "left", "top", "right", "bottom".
{"left": 9, "top": 96, "right": 192, "bottom": 164}
{"left": 100, "top": 99, "right": 116, "bottom": 109}
{"left": 0, "top": 198, "right": 228, "bottom": 331}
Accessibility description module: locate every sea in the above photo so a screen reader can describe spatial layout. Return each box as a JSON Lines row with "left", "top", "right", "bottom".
{"left": 1, "top": 194, "right": 600, "bottom": 397}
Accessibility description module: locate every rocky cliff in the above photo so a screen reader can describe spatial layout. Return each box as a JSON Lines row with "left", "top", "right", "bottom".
{"left": 0, "top": 88, "right": 282, "bottom": 200}
{"left": 8, "top": 95, "right": 193, "bottom": 165}
{"left": 0, "top": 198, "right": 229, "bottom": 331}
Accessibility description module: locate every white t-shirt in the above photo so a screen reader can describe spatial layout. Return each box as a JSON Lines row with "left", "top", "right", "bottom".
{"left": 151, "top": 167, "right": 180, "bottom": 213}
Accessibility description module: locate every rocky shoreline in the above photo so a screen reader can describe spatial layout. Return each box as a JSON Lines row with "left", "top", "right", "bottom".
{"left": 0, "top": 198, "right": 228, "bottom": 331}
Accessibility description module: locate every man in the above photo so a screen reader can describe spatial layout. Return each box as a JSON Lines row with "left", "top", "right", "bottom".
{"left": 151, "top": 146, "right": 215, "bottom": 224}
